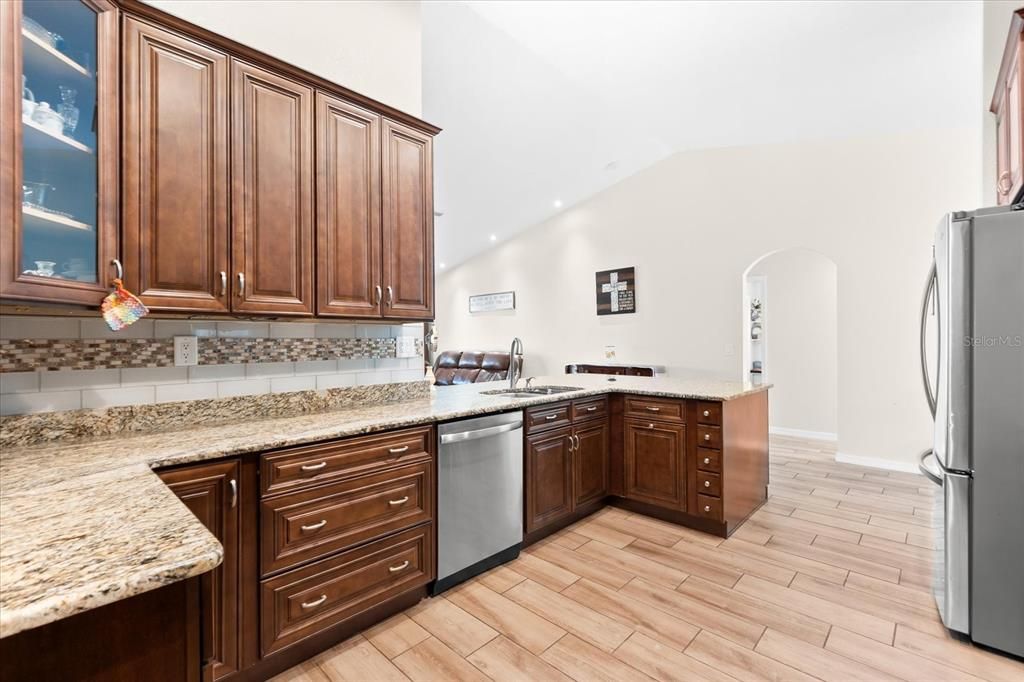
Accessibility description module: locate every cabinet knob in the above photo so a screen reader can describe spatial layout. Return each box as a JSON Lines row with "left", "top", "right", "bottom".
{"left": 648, "top": 423, "right": 655, "bottom": 429}
{"left": 704, "top": 480, "right": 711, "bottom": 488}
{"left": 703, "top": 410, "right": 710, "bottom": 417}
{"left": 704, "top": 434, "right": 711, "bottom": 441}
{"left": 703, "top": 457, "right": 710, "bottom": 465}
{"left": 704, "top": 505, "right": 711, "bottom": 512}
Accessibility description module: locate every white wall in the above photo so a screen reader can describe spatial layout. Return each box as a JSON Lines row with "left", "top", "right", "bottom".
{"left": 982, "top": 1, "right": 1021, "bottom": 201}
{"left": 748, "top": 250, "right": 838, "bottom": 438}
{"left": 437, "top": 129, "right": 981, "bottom": 468}
{"left": 143, "top": 0, "right": 422, "bottom": 116}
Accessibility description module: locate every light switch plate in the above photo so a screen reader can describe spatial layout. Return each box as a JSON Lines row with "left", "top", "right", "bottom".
{"left": 396, "top": 337, "right": 417, "bottom": 358}
{"left": 174, "top": 336, "right": 199, "bottom": 366}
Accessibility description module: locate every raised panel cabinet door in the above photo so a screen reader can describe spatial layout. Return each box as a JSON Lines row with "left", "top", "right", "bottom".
{"left": 525, "top": 426, "right": 574, "bottom": 533}
{"left": 574, "top": 420, "right": 609, "bottom": 507}
{"left": 231, "top": 59, "right": 313, "bottom": 315}
{"left": 1, "top": 0, "right": 119, "bottom": 304}
{"left": 315, "top": 92, "right": 382, "bottom": 317}
{"left": 122, "top": 17, "right": 229, "bottom": 311}
{"left": 623, "top": 418, "right": 686, "bottom": 510}
{"left": 381, "top": 118, "right": 433, "bottom": 319}
{"left": 159, "top": 459, "right": 241, "bottom": 680}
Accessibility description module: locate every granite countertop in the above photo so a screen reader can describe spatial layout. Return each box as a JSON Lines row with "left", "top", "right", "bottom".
{"left": 0, "top": 374, "right": 767, "bottom": 638}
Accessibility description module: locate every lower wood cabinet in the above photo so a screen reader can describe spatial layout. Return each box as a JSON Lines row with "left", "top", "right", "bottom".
{"left": 623, "top": 418, "right": 686, "bottom": 509}
{"left": 159, "top": 459, "right": 242, "bottom": 680}
{"left": 525, "top": 426, "right": 574, "bottom": 533}
{"left": 574, "top": 419, "right": 609, "bottom": 507}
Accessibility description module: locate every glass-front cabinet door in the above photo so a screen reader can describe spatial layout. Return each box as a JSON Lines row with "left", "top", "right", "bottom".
{"left": 1, "top": 0, "right": 118, "bottom": 304}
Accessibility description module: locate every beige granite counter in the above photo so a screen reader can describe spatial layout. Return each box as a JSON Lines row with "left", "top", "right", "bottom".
{"left": 0, "top": 374, "right": 767, "bottom": 638}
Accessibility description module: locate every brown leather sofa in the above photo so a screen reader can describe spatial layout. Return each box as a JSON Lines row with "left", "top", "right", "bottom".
{"left": 433, "top": 350, "right": 519, "bottom": 385}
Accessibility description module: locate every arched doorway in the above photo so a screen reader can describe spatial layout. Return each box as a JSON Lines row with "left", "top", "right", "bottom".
{"left": 742, "top": 249, "right": 839, "bottom": 442}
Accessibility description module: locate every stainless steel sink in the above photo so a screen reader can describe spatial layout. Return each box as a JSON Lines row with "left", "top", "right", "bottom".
{"left": 480, "top": 385, "right": 582, "bottom": 398}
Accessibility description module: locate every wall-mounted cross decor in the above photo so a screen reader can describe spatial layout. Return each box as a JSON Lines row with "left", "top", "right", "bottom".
{"left": 596, "top": 266, "right": 636, "bottom": 315}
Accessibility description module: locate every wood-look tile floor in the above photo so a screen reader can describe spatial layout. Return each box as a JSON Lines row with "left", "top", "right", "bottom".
{"left": 273, "top": 436, "right": 1024, "bottom": 682}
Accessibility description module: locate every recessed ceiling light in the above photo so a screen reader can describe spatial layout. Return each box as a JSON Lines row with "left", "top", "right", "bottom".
{"left": 553, "top": 199, "right": 563, "bottom": 209}
{"left": 489, "top": 234, "right": 497, "bottom": 241}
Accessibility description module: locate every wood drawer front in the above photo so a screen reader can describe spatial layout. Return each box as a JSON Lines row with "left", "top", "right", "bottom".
{"left": 526, "top": 403, "right": 571, "bottom": 433}
{"left": 261, "top": 426, "right": 432, "bottom": 497}
{"left": 261, "top": 462, "right": 432, "bottom": 575}
{"left": 624, "top": 397, "right": 684, "bottom": 423}
{"left": 696, "top": 471, "right": 721, "bottom": 497}
{"left": 697, "top": 494, "right": 722, "bottom": 521}
{"left": 696, "top": 401, "right": 722, "bottom": 425}
{"left": 571, "top": 397, "right": 607, "bottom": 423}
{"left": 697, "top": 448, "right": 722, "bottom": 474}
{"left": 696, "top": 425, "right": 722, "bottom": 450}
{"left": 261, "top": 524, "right": 432, "bottom": 656}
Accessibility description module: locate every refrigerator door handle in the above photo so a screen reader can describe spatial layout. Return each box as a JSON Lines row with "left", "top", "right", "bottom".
{"left": 920, "top": 261, "right": 938, "bottom": 417}
{"left": 918, "top": 449, "right": 942, "bottom": 486}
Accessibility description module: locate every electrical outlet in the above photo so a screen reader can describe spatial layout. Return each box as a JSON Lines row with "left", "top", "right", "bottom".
{"left": 396, "top": 337, "right": 417, "bottom": 358}
{"left": 174, "top": 336, "right": 198, "bottom": 366}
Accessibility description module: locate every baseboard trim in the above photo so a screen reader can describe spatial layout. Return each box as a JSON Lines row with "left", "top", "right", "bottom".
{"left": 770, "top": 427, "right": 838, "bottom": 442}
{"left": 835, "top": 451, "right": 921, "bottom": 475}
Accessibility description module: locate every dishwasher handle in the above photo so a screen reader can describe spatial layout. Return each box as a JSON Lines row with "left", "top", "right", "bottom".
{"left": 440, "top": 420, "right": 523, "bottom": 444}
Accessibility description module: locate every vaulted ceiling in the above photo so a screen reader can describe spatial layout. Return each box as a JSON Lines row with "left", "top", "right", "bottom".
{"left": 423, "top": 1, "right": 982, "bottom": 268}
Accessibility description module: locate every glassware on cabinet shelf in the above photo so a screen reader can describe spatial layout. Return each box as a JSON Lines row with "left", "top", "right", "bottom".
{"left": 21, "top": 76, "right": 36, "bottom": 119}
{"left": 56, "top": 86, "right": 78, "bottom": 134}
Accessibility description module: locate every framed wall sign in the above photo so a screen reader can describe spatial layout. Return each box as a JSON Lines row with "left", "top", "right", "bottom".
{"left": 596, "top": 267, "right": 636, "bottom": 315}
{"left": 469, "top": 291, "right": 516, "bottom": 313}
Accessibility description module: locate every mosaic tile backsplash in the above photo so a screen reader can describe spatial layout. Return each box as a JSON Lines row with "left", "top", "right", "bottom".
{"left": 0, "top": 317, "right": 425, "bottom": 416}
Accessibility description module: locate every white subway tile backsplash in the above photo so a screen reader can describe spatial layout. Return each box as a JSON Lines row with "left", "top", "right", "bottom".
{"left": 0, "top": 371, "right": 40, "bottom": 394}
{"left": 1, "top": 390, "right": 81, "bottom": 415}
{"left": 188, "top": 364, "right": 245, "bottom": 383}
{"left": 356, "top": 371, "right": 391, "bottom": 386}
{"left": 153, "top": 320, "right": 218, "bottom": 338}
{"left": 80, "top": 318, "right": 154, "bottom": 339}
{"left": 270, "top": 376, "right": 316, "bottom": 393}
{"left": 398, "top": 323, "right": 423, "bottom": 337}
{"left": 271, "top": 323, "right": 317, "bottom": 339}
{"left": 315, "top": 323, "right": 356, "bottom": 339}
{"left": 338, "top": 358, "right": 371, "bottom": 372}
{"left": 155, "top": 382, "right": 218, "bottom": 404}
{"left": 0, "top": 316, "right": 79, "bottom": 339}
{"left": 40, "top": 368, "right": 121, "bottom": 391}
{"left": 316, "top": 373, "right": 356, "bottom": 390}
{"left": 217, "top": 379, "right": 270, "bottom": 398}
{"left": 245, "top": 362, "right": 294, "bottom": 379}
{"left": 121, "top": 367, "right": 188, "bottom": 386}
{"left": 390, "top": 368, "right": 425, "bottom": 383}
{"left": 82, "top": 386, "right": 155, "bottom": 409}
{"left": 294, "top": 360, "right": 337, "bottom": 375}
{"left": 217, "top": 322, "right": 269, "bottom": 338}
{"left": 357, "top": 325, "right": 392, "bottom": 339}
{"left": 375, "top": 358, "right": 402, "bottom": 370}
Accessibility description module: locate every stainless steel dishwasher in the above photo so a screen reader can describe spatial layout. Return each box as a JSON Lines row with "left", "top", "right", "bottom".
{"left": 434, "top": 410, "right": 523, "bottom": 594}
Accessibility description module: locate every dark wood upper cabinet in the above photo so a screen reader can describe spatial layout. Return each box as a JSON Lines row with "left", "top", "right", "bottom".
{"left": 525, "top": 426, "right": 574, "bottom": 533}
{"left": 1, "top": 0, "right": 119, "bottom": 305}
{"left": 231, "top": 59, "right": 313, "bottom": 315}
{"left": 623, "top": 418, "right": 686, "bottom": 510}
{"left": 159, "top": 459, "right": 241, "bottom": 681}
{"left": 122, "top": 17, "right": 230, "bottom": 312}
{"left": 574, "top": 420, "right": 609, "bottom": 507}
{"left": 316, "top": 92, "right": 382, "bottom": 317}
{"left": 382, "top": 119, "right": 433, "bottom": 319}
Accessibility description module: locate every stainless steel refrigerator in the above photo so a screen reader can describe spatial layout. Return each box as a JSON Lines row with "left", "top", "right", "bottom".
{"left": 918, "top": 203, "right": 1024, "bottom": 658}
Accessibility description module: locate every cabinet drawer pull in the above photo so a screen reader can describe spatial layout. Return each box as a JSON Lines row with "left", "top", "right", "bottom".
{"left": 645, "top": 406, "right": 661, "bottom": 412}
{"left": 111, "top": 258, "right": 124, "bottom": 279}
{"left": 374, "top": 285, "right": 383, "bottom": 305}
{"left": 703, "top": 457, "right": 711, "bottom": 465}
{"left": 704, "top": 434, "right": 711, "bottom": 441}
{"left": 704, "top": 480, "right": 711, "bottom": 488}
{"left": 545, "top": 414, "right": 558, "bottom": 421}
{"left": 229, "top": 478, "right": 237, "bottom": 509}
{"left": 237, "top": 272, "right": 245, "bottom": 297}
{"left": 586, "top": 406, "right": 598, "bottom": 412}
{"left": 385, "top": 285, "right": 394, "bottom": 306}
{"left": 388, "top": 445, "right": 410, "bottom": 454}
{"left": 704, "top": 505, "right": 711, "bottom": 512}
{"left": 300, "top": 461, "right": 327, "bottom": 472}
{"left": 220, "top": 271, "right": 227, "bottom": 297}
{"left": 301, "top": 594, "right": 327, "bottom": 609}
{"left": 703, "top": 409, "right": 710, "bottom": 417}
{"left": 389, "top": 560, "right": 410, "bottom": 573}
{"left": 301, "top": 519, "right": 327, "bottom": 532}
{"left": 388, "top": 496, "right": 410, "bottom": 506}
